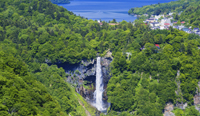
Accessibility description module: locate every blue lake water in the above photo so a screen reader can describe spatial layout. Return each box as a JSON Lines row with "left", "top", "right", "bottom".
{"left": 57, "top": 0, "right": 176, "bottom": 22}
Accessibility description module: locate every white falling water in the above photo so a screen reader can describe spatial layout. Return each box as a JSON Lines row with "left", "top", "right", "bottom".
{"left": 94, "top": 57, "right": 104, "bottom": 111}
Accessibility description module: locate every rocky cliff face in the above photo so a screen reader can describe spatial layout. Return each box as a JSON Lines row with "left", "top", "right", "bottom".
{"left": 174, "top": 70, "right": 188, "bottom": 110}
{"left": 194, "top": 81, "right": 200, "bottom": 111}
{"left": 57, "top": 55, "right": 112, "bottom": 102}
{"left": 164, "top": 103, "right": 175, "bottom": 116}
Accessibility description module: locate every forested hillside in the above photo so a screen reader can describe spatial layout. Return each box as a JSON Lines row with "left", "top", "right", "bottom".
{"left": 1, "top": 0, "right": 200, "bottom": 115}
{"left": 175, "top": 5, "right": 200, "bottom": 28}
{"left": 128, "top": 0, "right": 200, "bottom": 15}
{"left": 106, "top": 28, "right": 200, "bottom": 115}
{"left": 0, "top": 0, "right": 135, "bottom": 65}
{"left": 0, "top": 44, "right": 85, "bottom": 115}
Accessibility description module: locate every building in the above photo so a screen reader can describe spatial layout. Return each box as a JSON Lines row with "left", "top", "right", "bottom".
{"left": 178, "top": 25, "right": 185, "bottom": 30}
{"left": 160, "top": 19, "right": 166, "bottom": 26}
{"left": 154, "top": 26, "right": 160, "bottom": 30}
{"left": 160, "top": 26, "right": 165, "bottom": 30}
{"left": 146, "top": 18, "right": 156, "bottom": 23}
{"left": 169, "top": 12, "right": 173, "bottom": 16}
{"left": 181, "top": 21, "right": 185, "bottom": 24}
{"left": 195, "top": 31, "right": 200, "bottom": 34}
{"left": 164, "top": 23, "right": 170, "bottom": 26}
{"left": 193, "top": 28, "right": 199, "bottom": 32}
{"left": 164, "top": 26, "right": 169, "bottom": 29}
{"left": 98, "top": 20, "right": 103, "bottom": 26}
{"left": 165, "top": 19, "right": 173, "bottom": 26}
{"left": 173, "top": 26, "right": 179, "bottom": 29}
{"left": 182, "top": 28, "right": 190, "bottom": 33}
{"left": 155, "top": 14, "right": 164, "bottom": 20}
{"left": 168, "top": 17, "right": 173, "bottom": 20}
{"left": 150, "top": 22, "right": 160, "bottom": 27}
{"left": 155, "top": 44, "right": 160, "bottom": 49}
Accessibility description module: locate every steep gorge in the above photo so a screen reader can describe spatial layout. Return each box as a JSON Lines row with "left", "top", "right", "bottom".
{"left": 57, "top": 53, "right": 113, "bottom": 111}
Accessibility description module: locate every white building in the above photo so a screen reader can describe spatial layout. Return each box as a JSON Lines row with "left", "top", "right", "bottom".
{"left": 160, "top": 19, "right": 166, "bottom": 26}
{"left": 178, "top": 25, "right": 185, "bottom": 30}
{"left": 169, "top": 12, "right": 173, "bottom": 16}
{"left": 160, "top": 26, "right": 165, "bottom": 30}
{"left": 155, "top": 14, "right": 164, "bottom": 20}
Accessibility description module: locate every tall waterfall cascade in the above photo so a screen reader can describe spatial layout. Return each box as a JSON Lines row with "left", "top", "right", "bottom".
{"left": 94, "top": 57, "right": 105, "bottom": 111}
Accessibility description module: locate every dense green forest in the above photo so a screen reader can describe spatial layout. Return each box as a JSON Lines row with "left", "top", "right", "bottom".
{"left": 105, "top": 28, "right": 200, "bottom": 115}
{"left": 50, "top": 0, "right": 70, "bottom": 4}
{"left": 1, "top": 0, "right": 200, "bottom": 115}
{"left": 174, "top": 4, "right": 200, "bottom": 28}
{"left": 128, "top": 0, "right": 200, "bottom": 15}
{"left": 0, "top": 47, "right": 86, "bottom": 116}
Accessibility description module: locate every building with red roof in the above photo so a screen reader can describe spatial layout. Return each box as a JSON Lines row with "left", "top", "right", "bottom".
{"left": 181, "top": 21, "right": 185, "bottom": 24}
{"left": 155, "top": 44, "right": 160, "bottom": 49}
{"left": 164, "top": 23, "right": 170, "bottom": 26}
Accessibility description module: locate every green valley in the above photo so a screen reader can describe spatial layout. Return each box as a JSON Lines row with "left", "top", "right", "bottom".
{"left": 1, "top": 0, "right": 200, "bottom": 115}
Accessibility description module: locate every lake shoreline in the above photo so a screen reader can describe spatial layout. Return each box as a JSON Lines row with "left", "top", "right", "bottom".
{"left": 57, "top": 0, "right": 175, "bottom": 22}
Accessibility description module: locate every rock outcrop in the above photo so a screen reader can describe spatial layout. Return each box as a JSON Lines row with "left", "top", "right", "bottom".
{"left": 175, "top": 70, "right": 188, "bottom": 110}
{"left": 101, "top": 57, "right": 112, "bottom": 101}
{"left": 194, "top": 81, "right": 200, "bottom": 111}
{"left": 57, "top": 53, "right": 112, "bottom": 102}
{"left": 164, "top": 103, "right": 175, "bottom": 116}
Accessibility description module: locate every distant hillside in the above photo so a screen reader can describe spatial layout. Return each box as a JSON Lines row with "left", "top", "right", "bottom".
{"left": 50, "top": 0, "right": 70, "bottom": 4}
{"left": 128, "top": 0, "right": 200, "bottom": 15}
{"left": 177, "top": 5, "right": 200, "bottom": 28}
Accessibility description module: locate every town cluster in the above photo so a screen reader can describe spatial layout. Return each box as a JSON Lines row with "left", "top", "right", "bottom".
{"left": 143, "top": 13, "right": 200, "bottom": 36}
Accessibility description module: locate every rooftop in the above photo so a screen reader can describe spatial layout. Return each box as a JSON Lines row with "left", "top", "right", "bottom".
{"left": 181, "top": 21, "right": 185, "bottom": 24}
{"left": 151, "top": 22, "right": 159, "bottom": 24}
{"left": 182, "top": 28, "right": 190, "bottom": 32}
{"left": 164, "top": 23, "right": 170, "bottom": 25}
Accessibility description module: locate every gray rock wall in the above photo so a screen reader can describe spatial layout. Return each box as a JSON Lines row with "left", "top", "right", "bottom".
{"left": 58, "top": 56, "right": 112, "bottom": 101}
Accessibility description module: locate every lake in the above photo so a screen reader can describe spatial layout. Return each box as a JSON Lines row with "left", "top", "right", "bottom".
{"left": 57, "top": 0, "right": 176, "bottom": 22}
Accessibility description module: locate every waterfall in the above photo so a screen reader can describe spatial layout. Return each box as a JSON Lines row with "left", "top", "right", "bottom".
{"left": 94, "top": 57, "right": 104, "bottom": 111}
